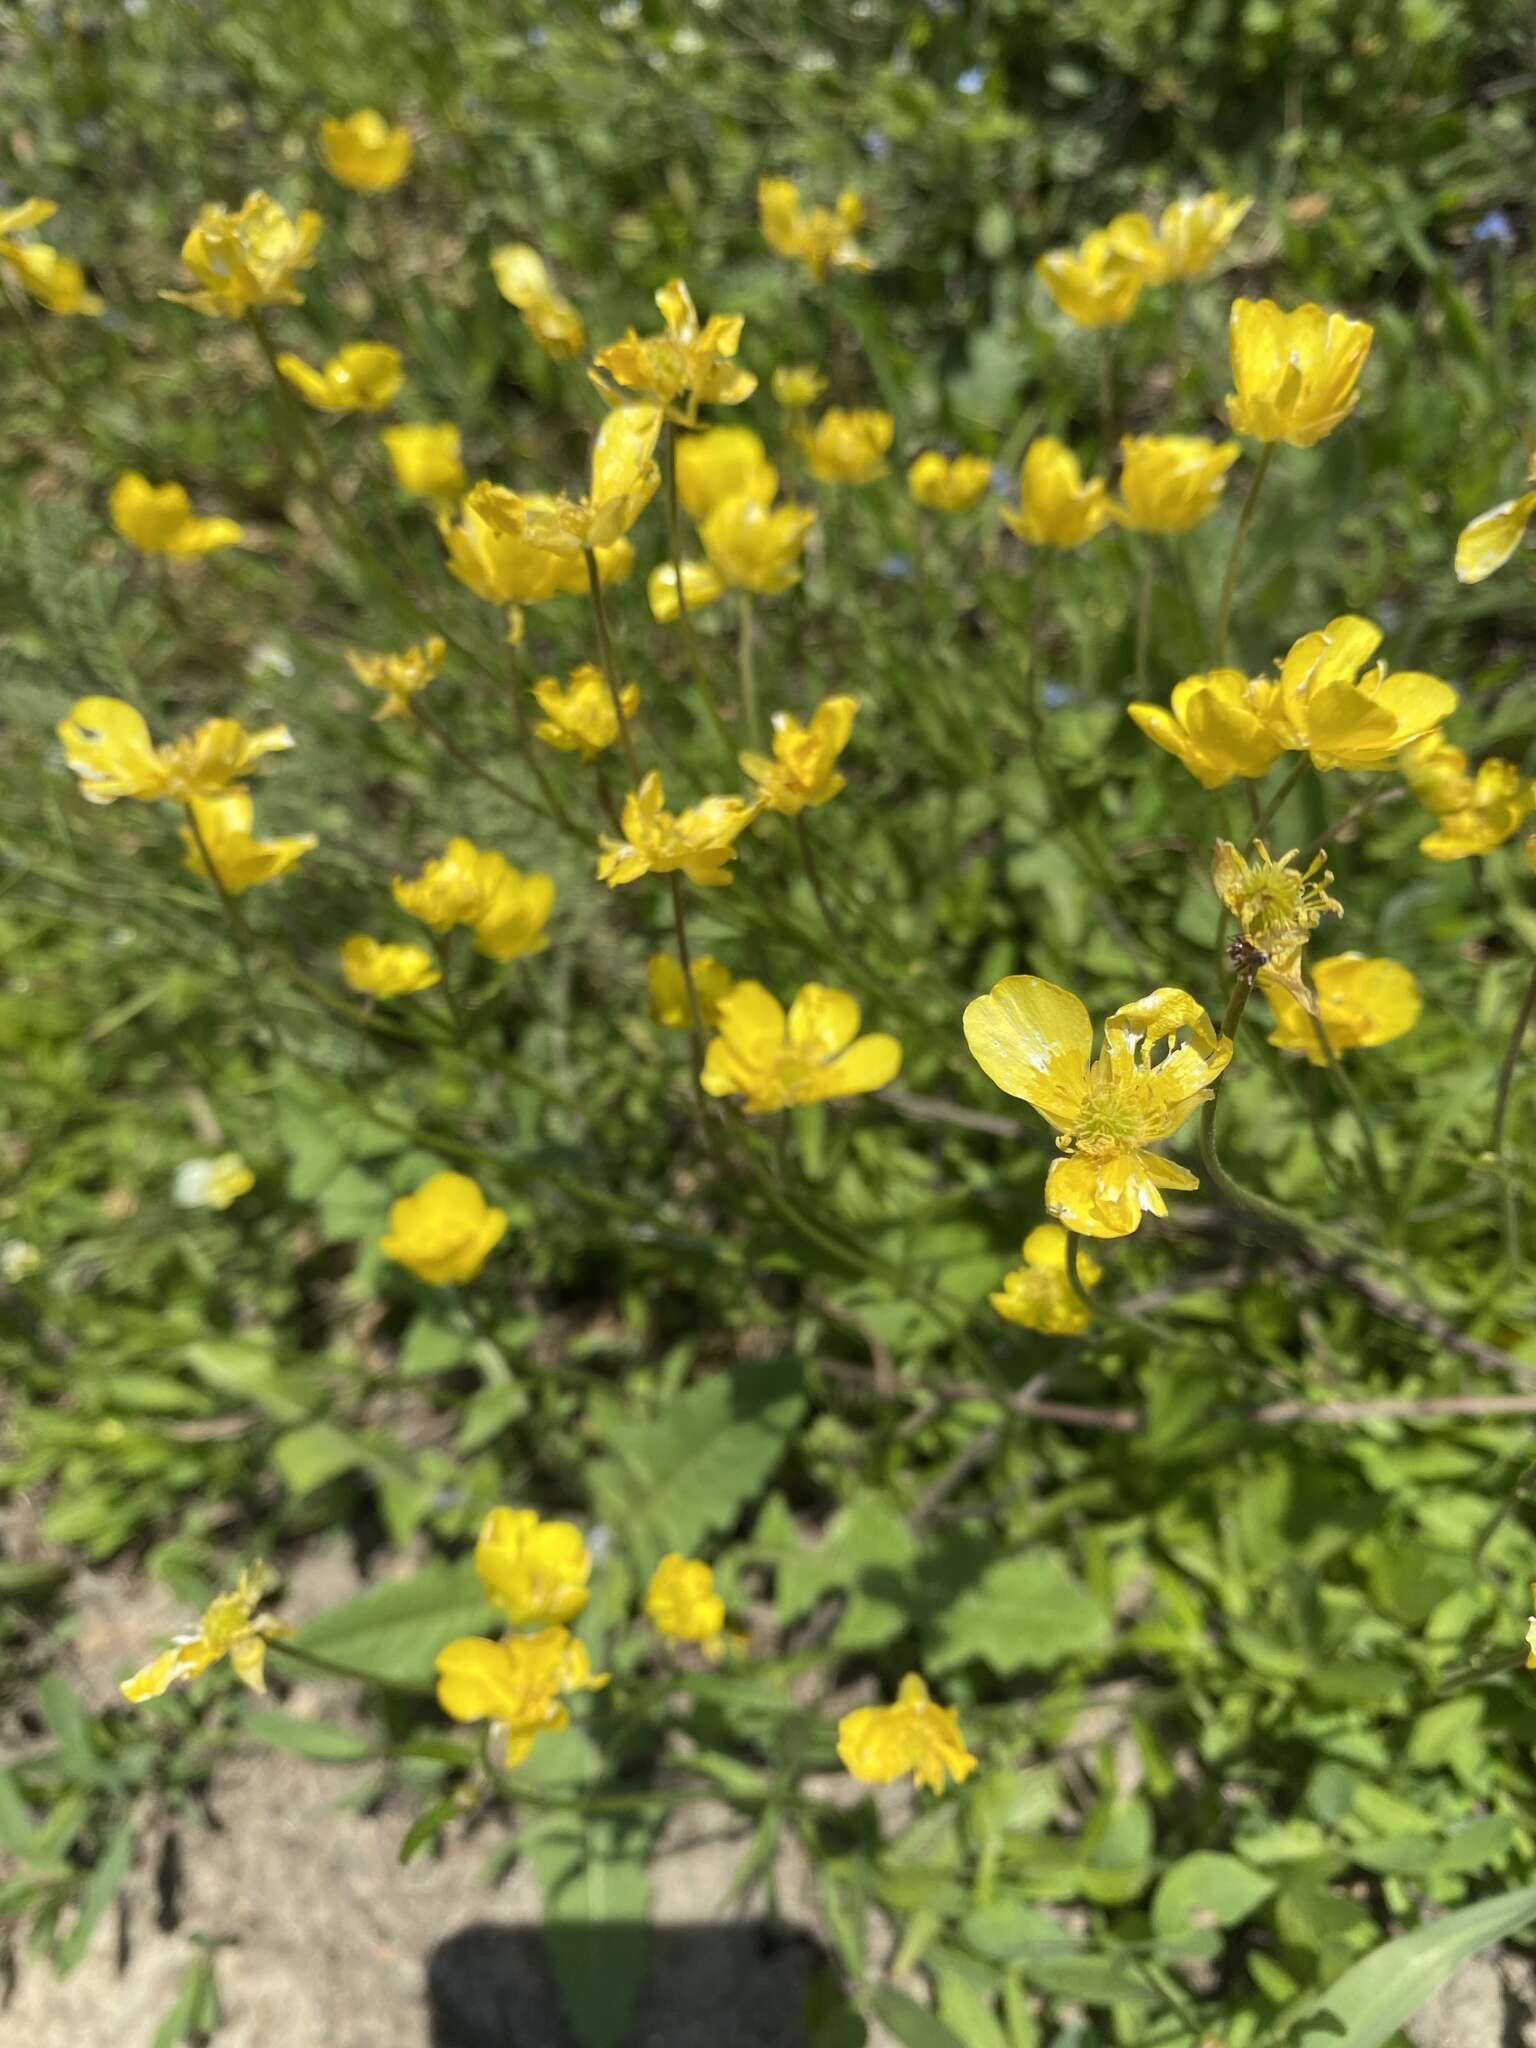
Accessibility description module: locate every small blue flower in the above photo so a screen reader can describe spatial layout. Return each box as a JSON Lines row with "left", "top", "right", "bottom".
{"left": 1042, "top": 680, "right": 1074, "bottom": 710}
{"left": 956, "top": 65, "right": 987, "bottom": 96}
{"left": 990, "top": 461, "right": 1014, "bottom": 495}
{"left": 863, "top": 130, "right": 890, "bottom": 160}
{"left": 1471, "top": 210, "right": 1513, "bottom": 246}
{"left": 880, "top": 553, "right": 912, "bottom": 580}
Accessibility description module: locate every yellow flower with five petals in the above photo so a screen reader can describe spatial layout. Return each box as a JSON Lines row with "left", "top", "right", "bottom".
{"left": 346, "top": 636, "right": 445, "bottom": 721}
{"left": 475, "top": 1508, "right": 591, "bottom": 1627}
{"left": 740, "top": 695, "right": 858, "bottom": 815}
{"left": 392, "top": 837, "right": 554, "bottom": 959}
{"left": 1035, "top": 221, "right": 1149, "bottom": 327}
{"left": 319, "top": 110, "right": 412, "bottom": 193}
{"left": 908, "top": 451, "right": 992, "bottom": 514}
{"left": 1002, "top": 438, "right": 1111, "bottom": 550}
{"left": 532, "top": 663, "right": 640, "bottom": 762}
{"left": 434, "top": 1625, "right": 607, "bottom": 1768}
{"left": 989, "top": 1223, "right": 1100, "bottom": 1335}
{"left": 798, "top": 409, "right": 893, "bottom": 485}
{"left": 338, "top": 936, "right": 441, "bottom": 999}
{"left": 1114, "top": 434, "right": 1240, "bottom": 535}
{"left": 596, "top": 771, "right": 760, "bottom": 889}
{"left": 674, "top": 426, "right": 778, "bottom": 520}
{"left": 647, "top": 954, "right": 735, "bottom": 1030}
{"left": 1415, "top": 754, "right": 1533, "bottom": 862}
{"left": 110, "top": 473, "right": 243, "bottom": 558}
{"left": 164, "top": 192, "right": 322, "bottom": 319}
{"left": 701, "top": 492, "right": 817, "bottom": 597}
{"left": 1153, "top": 193, "right": 1252, "bottom": 280}
{"left": 645, "top": 1555, "right": 726, "bottom": 1657}
{"left": 757, "top": 178, "right": 871, "bottom": 283}
{"left": 382, "top": 423, "right": 466, "bottom": 503}
{"left": 1265, "top": 953, "right": 1422, "bottom": 1064}
{"left": 180, "top": 792, "right": 316, "bottom": 895}
{"left": 701, "top": 981, "right": 901, "bottom": 1114}
{"left": 837, "top": 1673, "right": 976, "bottom": 1795}
{"left": 468, "top": 404, "right": 662, "bottom": 557}
{"left": 1127, "top": 668, "right": 1287, "bottom": 789}
{"left": 121, "top": 1563, "right": 289, "bottom": 1702}
{"left": 276, "top": 342, "right": 402, "bottom": 412}
{"left": 592, "top": 277, "right": 755, "bottom": 424}
{"left": 58, "top": 698, "right": 293, "bottom": 806}
{"left": 380, "top": 1170, "right": 507, "bottom": 1285}
{"left": 1225, "top": 298, "right": 1373, "bottom": 448}
{"left": 1273, "top": 615, "right": 1457, "bottom": 771}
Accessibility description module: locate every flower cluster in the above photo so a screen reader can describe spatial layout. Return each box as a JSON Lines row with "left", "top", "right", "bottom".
{"left": 392, "top": 836, "right": 555, "bottom": 960}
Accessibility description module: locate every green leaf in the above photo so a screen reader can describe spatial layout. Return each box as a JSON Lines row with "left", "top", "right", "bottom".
{"left": 927, "top": 1551, "right": 1108, "bottom": 1676}
{"left": 181, "top": 1339, "right": 311, "bottom": 1425}
{"left": 241, "top": 1709, "right": 378, "bottom": 1763}
{"left": 869, "top": 1987, "right": 966, "bottom": 2048}
{"left": 1152, "top": 1852, "right": 1274, "bottom": 1942}
{"left": 272, "top": 1421, "right": 365, "bottom": 1498}
{"left": 399, "top": 1796, "right": 459, "bottom": 1866}
{"left": 295, "top": 1560, "right": 495, "bottom": 1686}
{"left": 805, "top": 1971, "right": 868, "bottom": 2048}
{"left": 55, "top": 1818, "right": 135, "bottom": 1975}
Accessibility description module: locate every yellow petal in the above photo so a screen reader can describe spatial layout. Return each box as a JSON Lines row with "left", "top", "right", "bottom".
{"left": 962, "top": 975, "right": 1092, "bottom": 1129}
{"left": 1454, "top": 492, "right": 1536, "bottom": 585}
{"left": 786, "top": 983, "right": 861, "bottom": 1060}
{"left": 434, "top": 1637, "right": 515, "bottom": 1723}
{"left": 805, "top": 1033, "right": 903, "bottom": 1102}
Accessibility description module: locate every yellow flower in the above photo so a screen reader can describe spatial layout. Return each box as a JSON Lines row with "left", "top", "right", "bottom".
{"left": 1225, "top": 298, "right": 1374, "bottom": 448}
{"left": 1154, "top": 192, "right": 1252, "bottom": 280}
{"left": 164, "top": 191, "right": 322, "bottom": 319}
{"left": 475, "top": 1507, "right": 591, "bottom": 1627}
{"left": 346, "top": 636, "right": 445, "bottom": 721}
{"left": 382, "top": 422, "right": 466, "bottom": 503}
{"left": 597, "top": 771, "right": 760, "bottom": 889}
{"left": 1526, "top": 1590, "right": 1536, "bottom": 1672}
{"left": 532, "top": 663, "right": 640, "bottom": 762}
{"left": 701, "top": 981, "right": 901, "bottom": 1114}
{"left": 439, "top": 490, "right": 567, "bottom": 607}
{"left": 0, "top": 237, "right": 102, "bottom": 315}
{"left": 592, "top": 276, "right": 755, "bottom": 423}
{"left": 837, "top": 1673, "right": 977, "bottom": 1795}
{"left": 645, "top": 1554, "right": 725, "bottom": 1656}
{"left": 1035, "top": 222, "right": 1149, "bottom": 327}
{"left": 647, "top": 953, "right": 735, "bottom": 1030}
{"left": 771, "top": 363, "right": 828, "bottom": 410}
{"left": 1265, "top": 953, "right": 1422, "bottom": 1065}
{"left": 989, "top": 1223, "right": 1100, "bottom": 1335}
{"left": 798, "top": 409, "right": 893, "bottom": 485}
{"left": 1400, "top": 732, "right": 1473, "bottom": 815}
{"left": 121, "top": 1563, "right": 288, "bottom": 1703}
{"left": 1417, "top": 757, "right": 1533, "bottom": 862}
{"left": 1127, "top": 667, "right": 1287, "bottom": 789}
{"left": 381, "top": 1170, "right": 507, "bottom": 1285}
{"left": 675, "top": 426, "right": 778, "bottom": 521}
{"left": 740, "top": 695, "right": 858, "bottom": 815}
{"left": 471, "top": 862, "right": 556, "bottom": 963}
{"left": 964, "top": 977, "right": 1232, "bottom": 1239}
{"left": 1455, "top": 461, "right": 1536, "bottom": 584}
{"left": 319, "top": 110, "right": 412, "bottom": 193}
{"left": 908, "top": 451, "right": 992, "bottom": 514}
{"left": 757, "top": 176, "right": 870, "bottom": 283}
{"left": 1002, "top": 438, "right": 1111, "bottom": 550}
{"left": 469, "top": 404, "right": 662, "bottom": 557}
{"left": 338, "top": 935, "right": 441, "bottom": 999}
{"left": 58, "top": 697, "right": 293, "bottom": 806}
{"left": 1114, "top": 434, "right": 1240, "bottom": 535}
{"left": 173, "top": 1153, "right": 256, "bottom": 1211}
{"left": 181, "top": 792, "right": 316, "bottom": 896}
{"left": 392, "top": 837, "right": 553, "bottom": 959}
{"left": 109, "top": 473, "right": 243, "bottom": 558}
{"left": 1211, "top": 839, "right": 1341, "bottom": 1005}
{"left": 490, "top": 243, "right": 585, "bottom": 359}
{"left": 435, "top": 1625, "right": 607, "bottom": 1767}
{"left": 276, "top": 341, "right": 402, "bottom": 413}
{"left": 647, "top": 559, "right": 728, "bottom": 622}
{"left": 700, "top": 492, "right": 817, "bottom": 597}
{"left": 1274, "top": 615, "right": 1457, "bottom": 771}
{"left": 0, "top": 198, "right": 57, "bottom": 237}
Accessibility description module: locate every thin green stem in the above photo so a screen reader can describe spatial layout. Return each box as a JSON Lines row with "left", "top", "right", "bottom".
{"left": 181, "top": 803, "right": 287, "bottom": 1056}
{"left": 663, "top": 423, "right": 734, "bottom": 761}
{"left": 668, "top": 872, "right": 709, "bottom": 1100}
{"left": 1213, "top": 442, "right": 1275, "bottom": 665}
{"left": 1301, "top": 968, "right": 1392, "bottom": 1219}
{"left": 738, "top": 592, "right": 759, "bottom": 748}
{"left": 1492, "top": 958, "right": 1536, "bottom": 1268}
{"left": 1134, "top": 544, "right": 1153, "bottom": 696}
{"left": 584, "top": 547, "right": 641, "bottom": 779}
{"left": 1251, "top": 753, "right": 1309, "bottom": 843}
{"left": 410, "top": 700, "right": 558, "bottom": 826}
{"left": 1198, "top": 976, "right": 1301, "bottom": 1234}
{"left": 794, "top": 813, "right": 844, "bottom": 945}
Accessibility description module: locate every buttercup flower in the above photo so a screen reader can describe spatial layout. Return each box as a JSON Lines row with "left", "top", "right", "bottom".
{"left": 380, "top": 1170, "right": 507, "bottom": 1285}
{"left": 964, "top": 977, "right": 1232, "bottom": 1239}
{"left": 1266, "top": 953, "right": 1422, "bottom": 1064}
{"left": 1128, "top": 668, "right": 1287, "bottom": 789}
{"left": 1002, "top": 438, "right": 1111, "bottom": 550}
{"left": 771, "top": 364, "right": 828, "bottom": 410}
{"left": 1416, "top": 755, "right": 1533, "bottom": 861}
{"left": 1211, "top": 839, "right": 1341, "bottom": 1005}
{"left": 1153, "top": 192, "right": 1252, "bottom": 280}
{"left": 597, "top": 771, "right": 759, "bottom": 889}
{"left": 675, "top": 426, "right": 778, "bottom": 520}
{"left": 798, "top": 409, "right": 893, "bottom": 485}
{"left": 0, "top": 219, "right": 102, "bottom": 315}
{"left": 277, "top": 342, "right": 403, "bottom": 413}
{"left": 757, "top": 177, "right": 870, "bottom": 283}
{"left": 59, "top": 698, "right": 293, "bottom": 806}
{"left": 392, "top": 837, "right": 554, "bottom": 960}
{"left": 320, "top": 110, "right": 412, "bottom": 193}
{"left": 490, "top": 243, "right": 585, "bottom": 360}
{"left": 740, "top": 696, "right": 858, "bottom": 815}
{"left": 1114, "top": 435, "right": 1240, "bottom": 535}
{"left": 435, "top": 1626, "right": 607, "bottom": 1768}
{"left": 701, "top": 981, "right": 901, "bottom": 1114}
{"left": 837, "top": 1674, "right": 977, "bottom": 1795}
{"left": 1455, "top": 460, "right": 1536, "bottom": 584}
{"left": 347, "top": 636, "right": 445, "bottom": 721}
{"left": 181, "top": 792, "right": 316, "bottom": 896}
{"left": 475, "top": 1508, "right": 591, "bottom": 1626}
{"left": 592, "top": 277, "right": 755, "bottom": 423}
{"left": 469, "top": 404, "right": 662, "bottom": 557}
{"left": 164, "top": 192, "right": 322, "bottom": 318}
{"left": 1399, "top": 732, "right": 1474, "bottom": 816}
{"left": 647, "top": 559, "right": 727, "bottom": 622}
{"left": 382, "top": 423, "right": 466, "bottom": 503}
{"left": 700, "top": 492, "right": 817, "bottom": 597}
{"left": 439, "top": 490, "right": 568, "bottom": 608}
{"left": 173, "top": 1153, "right": 256, "bottom": 1211}
{"left": 908, "top": 451, "right": 992, "bottom": 514}
{"left": 1274, "top": 615, "right": 1457, "bottom": 771}
{"left": 1226, "top": 299, "right": 1374, "bottom": 448}
{"left": 645, "top": 1555, "right": 725, "bottom": 1656}
{"left": 110, "top": 474, "right": 243, "bottom": 558}
{"left": 648, "top": 953, "right": 735, "bottom": 1030}
{"left": 470, "top": 863, "right": 556, "bottom": 963}
{"left": 532, "top": 663, "right": 640, "bottom": 762}
{"left": 339, "top": 935, "right": 441, "bottom": 999}
{"left": 1035, "top": 222, "right": 1149, "bottom": 327}
{"left": 0, "top": 199, "right": 56, "bottom": 238}
{"left": 121, "top": 1563, "right": 288, "bottom": 1702}
{"left": 989, "top": 1223, "right": 1100, "bottom": 1335}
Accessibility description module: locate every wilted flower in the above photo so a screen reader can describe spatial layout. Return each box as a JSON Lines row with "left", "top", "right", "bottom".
{"left": 0, "top": 198, "right": 103, "bottom": 315}
{"left": 1265, "top": 954, "right": 1422, "bottom": 1064}
{"left": 798, "top": 408, "right": 893, "bottom": 484}
{"left": 964, "top": 977, "right": 1232, "bottom": 1239}
{"left": 740, "top": 696, "right": 858, "bottom": 815}
{"left": 380, "top": 1170, "right": 507, "bottom": 1285}
{"left": 1002, "top": 438, "right": 1111, "bottom": 550}
{"left": 700, "top": 492, "right": 817, "bottom": 597}
{"left": 1274, "top": 615, "right": 1457, "bottom": 771}
{"left": 121, "top": 1563, "right": 288, "bottom": 1702}
{"left": 475, "top": 1508, "right": 591, "bottom": 1626}
{"left": 592, "top": 277, "right": 755, "bottom": 423}
{"left": 173, "top": 1153, "right": 256, "bottom": 1211}
{"left": 276, "top": 341, "right": 402, "bottom": 412}
{"left": 837, "top": 1674, "right": 977, "bottom": 1794}
{"left": 1127, "top": 668, "right": 1287, "bottom": 789}
{"left": 757, "top": 177, "right": 871, "bottom": 282}
{"left": 1226, "top": 298, "right": 1374, "bottom": 448}
{"left": 1035, "top": 221, "right": 1149, "bottom": 327}
{"left": 1153, "top": 192, "right": 1252, "bottom": 280}
{"left": 1114, "top": 435, "right": 1240, "bottom": 534}
{"left": 1212, "top": 839, "right": 1341, "bottom": 1004}
{"left": 59, "top": 698, "right": 293, "bottom": 806}
{"left": 647, "top": 953, "right": 735, "bottom": 1030}
{"left": 1454, "top": 459, "right": 1536, "bottom": 584}
{"left": 597, "top": 771, "right": 760, "bottom": 889}
{"left": 338, "top": 935, "right": 441, "bottom": 999}
{"left": 434, "top": 1626, "right": 607, "bottom": 1768}
{"left": 164, "top": 192, "right": 322, "bottom": 318}
{"left": 110, "top": 473, "right": 243, "bottom": 558}
{"left": 645, "top": 1554, "right": 725, "bottom": 1656}
{"left": 771, "top": 363, "right": 828, "bottom": 410}
{"left": 989, "top": 1223, "right": 1100, "bottom": 1335}
{"left": 674, "top": 426, "right": 778, "bottom": 520}
{"left": 532, "top": 663, "right": 640, "bottom": 762}
{"left": 1415, "top": 754, "right": 1533, "bottom": 861}
{"left": 381, "top": 422, "right": 466, "bottom": 503}
{"left": 908, "top": 451, "right": 992, "bottom": 513}
{"left": 181, "top": 792, "right": 316, "bottom": 896}
{"left": 469, "top": 404, "right": 662, "bottom": 556}
{"left": 702, "top": 981, "right": 901, "bottom": 1113}
{"left": 319, "top": 110, "right": 412, "bottom": 193}
{"left": 346, "top": 636, "right": 445, "bottom": 721}
{"left": 490, "top": 243, "right": 585, "bottom": 359}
